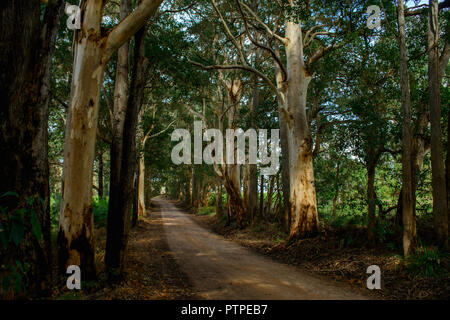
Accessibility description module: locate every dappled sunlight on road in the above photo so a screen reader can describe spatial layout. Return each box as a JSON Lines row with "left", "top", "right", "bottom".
{"left": 154, "top": 198, "right": 367, "bottom": 300}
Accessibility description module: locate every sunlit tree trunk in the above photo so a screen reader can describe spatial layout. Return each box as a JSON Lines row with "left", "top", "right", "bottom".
{"left": 59, "top": 0, "right": 163, "bottom": 278}
{"left": 138, "top": 149, "right": 146, "bottom": 218}
{"left": 223, "top": 79, "right": 245, "bottom": 227}
{"left": 284, "top": 20, "right": 319, "bottom": 239}
{"left": 58, "top": 0, "right": 106, "bottom": 279}
{"left": 144, "top": 150, "right": 152, "bottom": 207}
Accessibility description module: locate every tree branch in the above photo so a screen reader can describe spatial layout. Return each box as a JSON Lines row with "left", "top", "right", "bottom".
{"left": 104, "top": 0, "right": 163, "bottom": 62}
{"left": 188, "top": 59, "right": 282, "bottom": 102}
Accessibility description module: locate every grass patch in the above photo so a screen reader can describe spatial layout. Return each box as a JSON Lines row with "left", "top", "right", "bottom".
{"left": 401, "top": 246, "right": 449, "bottom": 279}
{"left": 197, "top": 206, "right": 216, "bottom": 216}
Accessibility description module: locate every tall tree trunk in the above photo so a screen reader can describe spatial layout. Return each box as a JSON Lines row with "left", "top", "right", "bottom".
{"left": 266, "top": 175, "right": 275, "bottom": 216}
{"left": 0, "top": 0, "right": 65, "bottom": 295}
{"left": 108, "top": 0, "right": 132, "bottom": 244}
{"left": 247, "top": 56, "right": 259, "bottom": 224}
{"left": 105, "top": 25, "right": 149, "bottom": 276}
{"left": 191, "top": 166, "right": 200, "bottom": 210}
{"left": 447, "top": 107, "right": 450, "bottom": 233}
{"left": 131, "top": 158, "right": 139, "bottom": 228}
{"left": 397, "top": 0, "right": 417, "bottom": 256}
{"left": 284, "top": 20, "right": 319, "bottom": 239}
{"left": 138, "top": 152, "right": 146, "bottom": 218}
{"left": 367, "top": 158, "right": 377, "bottom": 246}
{"left": 259, "top": 174, "right": 264, "bottom": 218}
{"left": 97, "top": 146, "right": 104, "bottom": 198}
{"left": 224, "top": 164, "right": 244, "bottom": 226}
{"left": 58, "top": 0, "right": 163, "bottom": 279}
{"left": 428, "top": 0, "right": 448, "bottom": 249}
{"left": 144, "top": 149, "right": 152, "bottom": 208}
{"left": 59, "top": 0, "right": 107, "bottom": 280}
{"left": 330, "top": 162, "right": 341, "bottom": 224}
{"left": 224, "top": 79, "right": 245, "bottom": 227}
{"left": 274, "top": 47, "right": 291, "bottom": 233}
{"left": 216, "top": 179, "right": 223, "bottom": 217}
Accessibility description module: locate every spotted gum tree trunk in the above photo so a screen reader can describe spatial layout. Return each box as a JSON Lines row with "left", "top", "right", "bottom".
{"left": 223, "top": 79, "right": 245, "bottom": 227}
{"left": 284, "top": 21, "right": 319, "bottom": 239}
{"left": 138, "top": 154, "right": 146, "bottom": 218}
{"left": 58, "top": 0, "right": 163, "bottom": 278}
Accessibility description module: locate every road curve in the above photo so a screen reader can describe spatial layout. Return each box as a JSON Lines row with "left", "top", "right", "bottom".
{"left": 156, "top": 198, "right": 368, "bottom": 300}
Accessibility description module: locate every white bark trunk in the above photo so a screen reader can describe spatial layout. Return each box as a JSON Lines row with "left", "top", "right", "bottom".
{"left": 284, "top": 21, "right": 319, "bottom": 239}
{"left": 58, "top": 0, "right": 105, "bottom": 277}
{"left": 138, "top": 153, "right": 146, "bottom": 217}
{"left": 58, "top": 0, "right": 163, "bottom": 274}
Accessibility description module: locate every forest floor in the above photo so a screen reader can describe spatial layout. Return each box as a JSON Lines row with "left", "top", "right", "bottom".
{"left": 191, "top": 206, "right": 450, "bottom": 300}
{"left": 55, "top": 202, "right": 196, "bottom": 300}
{"left": 53, "top": 198, "right": 448, "bottom": 300}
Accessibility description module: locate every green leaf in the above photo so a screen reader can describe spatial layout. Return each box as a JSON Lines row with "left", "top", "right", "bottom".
{"left": 30, "top": 210, "right": 42, "bottom": 241}
{"left": 27, "top": 197, "right": 35, "bottom": 206}
{"left": 9, "top": 221, "right": 24, "bottom": 246}
{"left": 1, "top": 191, "right": 18, "bottom": 198}
{"left": 14, "top": 208, "right": 26, "bottom": 221}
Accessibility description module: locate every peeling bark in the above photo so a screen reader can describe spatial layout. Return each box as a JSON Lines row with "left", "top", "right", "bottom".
{"left": 59, "top": 0, "right": 163, "bottom": 278}
{"left": 284, "top": 20, "right": 319, "bottom": 239}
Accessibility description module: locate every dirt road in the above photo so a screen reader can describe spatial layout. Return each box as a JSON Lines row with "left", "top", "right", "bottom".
{"left": 155, "top": 198, "right": 368, "bottom": 300}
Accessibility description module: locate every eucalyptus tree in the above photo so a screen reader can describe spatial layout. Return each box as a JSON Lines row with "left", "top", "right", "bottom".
{"left": 190, "top": 0, "right": 365, "bottom": 239}
{"left": 427, "top": 0, "right": 448, "bottom": 249}
{"left": 58, "top": 0, "right": 164, "bottom": 278}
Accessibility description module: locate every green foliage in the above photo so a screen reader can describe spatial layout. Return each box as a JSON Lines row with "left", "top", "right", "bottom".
{"left": 0, "top": 192, "right": 43, "bottom": 296}
{"left": 0, "top": 192, "right": 43, "bottom": 249}
{"left": 403, "top": 247, "right": 449, "bottom": 279}
{"left": 373, "top": 220, "right": 396, "bottom": 243}
{"left": 1, "top": 261, "right": 30, "bottom": 296}
{"left": 197, "top": 206, "right": 215, "bottom": 216}
{"left": 50, "top": 194, "right": 61, "bottom": 232}
{"left": 93, "top": 197, "right": 109, "bottom": 227}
